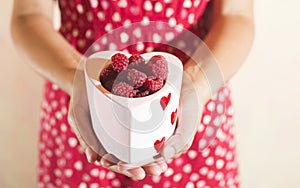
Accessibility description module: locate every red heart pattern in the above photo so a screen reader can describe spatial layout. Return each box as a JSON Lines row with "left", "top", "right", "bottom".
{"left": 160, "top": 93, "right": 171, "bottom": 110}
{"left": 154, "top": 136, "right": 165, "bottom": 152}
{"left": 171, "top": 108, "right": 178, "bottom": 125}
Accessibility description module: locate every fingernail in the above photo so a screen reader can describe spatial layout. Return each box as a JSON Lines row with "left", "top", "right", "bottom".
{"left": 124, "top": 170, "right": 133, "bottom": 177}
{"left": 161, "top": 163, "right": 168, "bottom": 171}
{"left": 163, "top": 146, "right": 175, "bottom": 159}
{"left": 85, "top": 148, "right": 92, "bottom": 162}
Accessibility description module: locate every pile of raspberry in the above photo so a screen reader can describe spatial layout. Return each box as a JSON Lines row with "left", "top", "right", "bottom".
{"left": 99, "top": 53, "right": 168, "bottom": 98}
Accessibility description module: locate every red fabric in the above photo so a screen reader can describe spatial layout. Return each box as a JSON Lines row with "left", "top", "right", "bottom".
{"left": 38, "top": 0, "right": 239, "bottom": 187}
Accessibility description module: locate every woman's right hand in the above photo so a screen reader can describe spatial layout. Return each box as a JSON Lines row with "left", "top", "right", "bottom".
{"left": 67, "top": 68, "right": 168, "bottom": 180}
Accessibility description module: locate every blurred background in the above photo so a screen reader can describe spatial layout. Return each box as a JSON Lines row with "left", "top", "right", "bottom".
{"left": 1, "top": 0, "right": 299, "bottom": 187}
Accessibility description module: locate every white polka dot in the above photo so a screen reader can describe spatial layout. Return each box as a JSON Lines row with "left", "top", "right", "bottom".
{"left": 175, "top": 24, "right": 184, "bottom": 32}
{"left": 77, "top": 4, "right": 84, "bottom": 14}
{"left": 174, "top": 158, "right": 183, "bottom": 166}
{"left": 141, "top": 16, "right": 150, "bottom": 26}
{"left": 106, "top": 171, "right": 116, "bottom": 179}
{"left": 201, "top": 148, "right": 210, "bottom": 157}
{"left": 166, "top": 8, "right": 174, "bottom": 17}
{"left": 164, "top": 168, "right": 174, "bottom": 177}
{"left": 55, "top": 112, "right": 63, "bottom": 120}
{"left": 144, "top": 1, "right": 152, "bottom": 11}
{"left": 205, "top": 157, "right": 214, "bottom": 166}
{"left": 185, "top": 182, "right": 194, "bottom": 188}
{"left": 219, "top": 180, "right": 226, "bottom": 187}
{"left": 90, "top": 183, "right": 99, "bottom": 188}
{"left": 194, "top": 0, "right": 201, "bottom": 7}
{"left": 163, "top": 181, "right": 171, "bottom": 188}
{"left": 133, "top": 28, "right": 142, "bottom": 38}
{"left": 143, "top": 184, "right": 153, "bottom": 188}
{"left": 205, "top": 126, "right": 214, "bottom": 137}
{"left": 216, "top": 159, "right": 225, "bottom": 169}
{"left": 168, "top": 17, "right": 177, "bottom": 26}
{"left": 90, "top": 0, "right": 98, "bottom": 8}
{"left": 79, "top": 182, "right": 87, "bottom": 188}
{"left": 207, "top": 170, "right": 215, "bottom": 179}
{"left": 153, "top": 33, "right": 162, "bottom": 43}
{"left": 217, "top": 104, "right": 224, "bottom": 114}
{"left": 183, "top": 164, "right": 192, "bottom": 173}
{"left": 226, "top": 151, "right": 233, "bottom": 160}
{"left": 99, "top": 170, "right": 106, "bottom": 179}
{"left": 207, "top": 101, "right": 215, "bottom": 111}
{"left": 62, "top": 184, "right": 70, "bottom": 188}
{"left": 101, "top": 1, "right": 109, "bottom": 10}
{"left": 97, "top": 11, "right": 105, "bottom": 21}
{"left": 74, "top": 161, "right": 83, "bottom": 171}
{"left": 199, "top": 167, "right": 208, "bottom": 175}
{"left": 196, "top": 180, "right": 206, "bottom": 187}
{"left": 118, "top": 0, "right": 127, "bottom": 8}
{"left": 111, "top": 179, "right": 121, "bottom": 187}
{"left": 112, "top": 12, "right": 121, "bottom": 22}
{"left": 54, "top": 169, "right": 61, "bottom": 177}
{"left": 173, "top": 173, "right": 182, "bottom": 182}
{"left": 68, "top": 137, "right": 77, "bottom": 148}
{"left": 136, "top": 42, "right": 144, "bottom": 51}
{"left": 123, "top": 19, "right": 131, "bottom": 28}
{"left": 101, "top": 36, "right": 108, "bottom": 45}
{"left": 183, "top": 0, "right": 192, "bottom": 8}
{"left": 152, "top": 175, "right": 161, "bottom": 183}
{"left": 104, "top": 23, "right": 112, "bottom": 32}
{"left": 83, "top": 173, "right": 91, "bottom": 182}
{"left": 190, "top": 173, "right": 199, "bottom": 181}
{"left": 45, "top": 149, "right": 53, "bottom": 158}
{"left": 164, "top": 0, "right": 172, "bottom": 3}
{"left": 43, "top": 174, "right": 50, "bottom": 182}
{"left": 146, "top": 46, "right": 154, "bottom": 52}
{"left": 154, "top": 2, "right": 163, "bottom": 12}
{"left": 199, "top": 139, "right": 207, "bottom": 149}
{"left": 90, "top": 168, "right": 99, "bottom": 177}
{"left": 64, "top": 169, "right": 73, "bottom": 177}
{"left": 165, "top": 32, "right": 175, "bottom": 41}
{"left": 198, "top": 124, "right": 205, "bottom": 132}
{"left": 120, "top": 32, "right": 129, "bottom": 43}
{"left": 187, "top": 150, "right": 197, "bottom": 159}
{"left": 130, "top": 6, "right": 139, "bottom": 15}
{"left": 203, "top": 115, "right": 211, "bottom": 125}
{"left": 188, "top": 13, "right": 195, "bottom": 24}
{"left": 215, "top": 172, "right": 224, "bottom": 181}
{"left": 227, "top": 178, "right": 235, "bottom": 186}
{"left": 109, "top": 43, "right": 117, "bottom": 50}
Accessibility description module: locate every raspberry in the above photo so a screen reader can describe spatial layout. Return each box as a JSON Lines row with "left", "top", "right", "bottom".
{"left": 147, "top": 55, "right": 168, "bottom": 80}
{"left": 111, "top": 53, "right": 129, "bottom": 73}
{"left": 144, "top": 77, "right": 164, "bottom": 93}
{"left": 100, "top": 64, "right": 118, "bottom": 83}
{"left": 102, "top": 80, "right": 114, "bottom": 91}
{"left": 112, "top": 82, "right": 135, "bottom": 98}
{"left": 127, "top": 69, "right": 147, "bottom": 88}
{"left": 135, "top": 90, "right": 150, "bottom": 98}
{"left": 129, "top": 54, "right": 146, "bottom": 66}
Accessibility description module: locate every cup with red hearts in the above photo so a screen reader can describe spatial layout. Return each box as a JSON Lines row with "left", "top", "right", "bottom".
{"left": 84, "top": 51, "right": 182, "bottom": 165}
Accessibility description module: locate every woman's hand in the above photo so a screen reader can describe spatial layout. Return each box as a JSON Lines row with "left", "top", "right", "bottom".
{"left": 161, "top": 65, "right": 207, "bottom": 159}
{"left": 67, "top": 68, "right": 168, "bottom": 180}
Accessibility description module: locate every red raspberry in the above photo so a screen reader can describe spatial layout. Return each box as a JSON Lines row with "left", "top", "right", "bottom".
{"left": 144, "top": 76, "right": 164, "bottom": 93}
{"left": 100, "top": 64, "right": 118, "bottom": 83}
{"left": 147, "top": 55, "right": 168, "bottom": 80}
{"left": 102, "top": 80, "right": 115, "bottom": 92}
{"left": 112, "top": 82, "right": 135, "bottom": 98}
{"left": 127, "top": 69, "right": 147, "bottom": 88}
{"left": 135, "top": 90, "right": 150, "bottom": 98}
{"left": 111, "top": 53, "right": 129, "bottom": 73}
{"left": 129, "top": 54, "right": 146, "bottom": 66}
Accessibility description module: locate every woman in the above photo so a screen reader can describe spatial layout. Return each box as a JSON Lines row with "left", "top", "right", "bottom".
{"left": 11, "top": 0, "right": 254, "bottom": 187}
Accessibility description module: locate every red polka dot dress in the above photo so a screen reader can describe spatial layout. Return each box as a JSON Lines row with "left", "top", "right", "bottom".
{"left": 38, "top": 0, "right": 239, "bottom": 187}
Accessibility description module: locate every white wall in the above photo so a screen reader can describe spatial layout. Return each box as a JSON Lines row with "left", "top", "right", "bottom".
{"left": 0, "top": 0, "right": 299, "bottom": 187}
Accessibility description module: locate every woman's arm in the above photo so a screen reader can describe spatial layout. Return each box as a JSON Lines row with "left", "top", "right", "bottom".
{"left": 184, "top": 0, "right": 255, "bottom": 103}
{"left": 11, "top": 0, "right": 81, "bottom": 95}
{"left": 162, "top": 0, "right": 254, "bottom": 159}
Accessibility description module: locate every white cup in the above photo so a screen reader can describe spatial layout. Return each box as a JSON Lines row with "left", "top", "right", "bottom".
{"left": 84, "top": 51, "right": 183, "bottom": 165}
